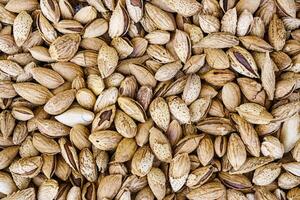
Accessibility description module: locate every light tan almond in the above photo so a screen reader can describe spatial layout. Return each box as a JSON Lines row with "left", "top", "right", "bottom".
{"left": 49, "top": 34, "right": 81, "bottom": 61}
{"left": 149, "top": 127, "right": 172, "bottom": 163}
{"left": 13, "top": 83, "right": 53, "bottom": 105}
{"left": 13, "top": 11, "right": 33, "bottom": 47}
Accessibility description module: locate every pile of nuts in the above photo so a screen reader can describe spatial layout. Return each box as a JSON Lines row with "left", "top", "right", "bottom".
{"left": 0, "top": 0, "right": 300, "bottom": 199}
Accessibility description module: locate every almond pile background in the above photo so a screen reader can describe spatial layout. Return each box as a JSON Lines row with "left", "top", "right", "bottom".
{"left": 0, "top": 0, "right": 300, "bottom": 199}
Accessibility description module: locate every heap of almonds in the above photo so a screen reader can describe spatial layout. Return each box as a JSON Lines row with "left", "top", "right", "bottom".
{"left": 0, "top": 0, "right": 300, "bottom": 199}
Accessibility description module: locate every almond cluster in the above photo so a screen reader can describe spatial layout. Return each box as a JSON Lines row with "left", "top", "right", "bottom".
{"left": 0, "top": 0, "right": 299, "bottom": 200}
